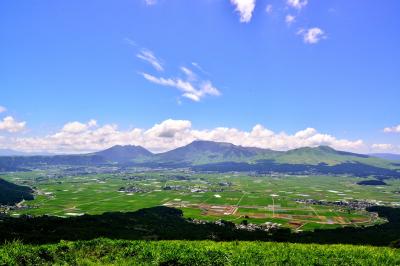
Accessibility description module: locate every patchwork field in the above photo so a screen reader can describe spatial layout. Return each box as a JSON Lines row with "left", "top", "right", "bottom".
{"left": 3, "top": 169, "right": 400, "bottom": 231}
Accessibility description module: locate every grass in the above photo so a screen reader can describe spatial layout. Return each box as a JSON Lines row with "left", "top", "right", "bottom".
{"left": 1, "top": 238, "right": 399, "bottom": 265}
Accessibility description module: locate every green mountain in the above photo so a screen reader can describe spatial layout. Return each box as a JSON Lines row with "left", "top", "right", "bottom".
{"left": 92, "top": 145, "right": 153, "bottom": 163}
{"left": 273, "top": 146, "right": 394, "bottom": 168}
{"left": 0, "top": 178, "right": 34, "bottom": 205}
{"left": 150, "top": 142, "right": 392, "bottom": 169}
{"left": 0, "top": 141, "right": 399, "bottom": 178}
{"left": 153, "top": 140, "right": 281, "bottom": 165}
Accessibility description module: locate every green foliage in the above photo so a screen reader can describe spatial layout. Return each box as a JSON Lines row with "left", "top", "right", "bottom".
{"left": 1, "top": 238, "right": 399, "bottom": 265}
{"left": 0, "top": 178, "right": 33, "bottom": 205}
{"left": 1, "top": 206, "right": 400, "bottom": 248}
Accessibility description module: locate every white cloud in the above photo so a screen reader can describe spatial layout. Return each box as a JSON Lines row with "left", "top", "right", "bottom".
{"left": 124, "top": 37, "right": 136, "bottom": 47}
{"left": 141, "top": 71, "right": 221, "bottom": 102}
{"left": 180, "top": 67, "right": 196, "bottom": 81}
{"left": 145, "top": 0, "right": 157, "bottom": 5}
{"left": 62, "top": 120, "right": 97, "bottom": 134}
{"left": 137, "top": 49, "right": 164, "bottom": 72}
{"left": 145, "top": 119, "right": 191, "bottom": 138}
{"left": 294, "top": 127, "right": 316, "bottom": 139}
{"left": 0, "top": 116, "right": 26, "bottom": 133}
{"left": 2, "top": 119, "right": 366, "bottom": 154}
{"left": 265, "top": 4, "right": 273, "bottom": 14}
{"left": 191, "top": 62, "right": 210, "bottom": 75}
{"left": 297, "top": 27, "right": 326, "bottom": 44}
{"left": 384, "top": 124, "right": 400, "bottom": 133}
{"left": 0, "top": 106, "right": 6, "bottom": 113}
{"left": 287, "top": 0, "right": 308, "bottom": 10}
{"left": 230, "top": 0, "right": 256, "bottom": 23}
{"left": 285, "top": 14, "right": 296, "bottom": 26}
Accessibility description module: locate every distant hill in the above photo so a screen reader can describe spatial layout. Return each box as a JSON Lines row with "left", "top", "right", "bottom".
{"left": 0, "top": 145, "right": 153, "bottom": 169}
{"left": 0, "top": 178, "right": 34, "bottom": 205}
{"left": 0, "top": 149, "right": 28, "bottom": 156}
{"left": 273, "top": 146, "right": 390, "bottom": 167}
{"left": 92, "top": 145, "right": 153, "bottom": 163}
{"left": 370, "top": 153, "right": 400, "bottom": 161}
{"left": 0, "top": 149, "right": 54, "bottom": 156}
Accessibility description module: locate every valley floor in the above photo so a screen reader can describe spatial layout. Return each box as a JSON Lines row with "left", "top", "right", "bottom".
{"left": 1, "top": 238, "right": 399, "bottom": 265}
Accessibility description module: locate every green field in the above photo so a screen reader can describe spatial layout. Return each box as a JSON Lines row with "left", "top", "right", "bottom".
{"left": 1, "top": 238, "right": 399, "bottom": 265}
{"left": 3, "top": 168, "right": 400, "bottom": 231}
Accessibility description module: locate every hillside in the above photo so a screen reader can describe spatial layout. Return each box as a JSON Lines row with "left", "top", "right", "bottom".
{"left": 273, "top": 146, "right": 393, "bottom": 167}
{"left": 1, "top": 239, "right": 399, "bottom": 265}
{"left": 150, "top": 142, "right": 394, "bottom": 169}
{"left": 153, "top": 140, "right": 281, "bottom": 165}
{"left": 0, "top": 178, "right": 33, "bottom": 205}
{"left": 92, "top": 145, "right": 153, "bottom": 163}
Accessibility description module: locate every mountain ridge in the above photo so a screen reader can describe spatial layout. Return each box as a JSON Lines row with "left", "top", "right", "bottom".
{"left": 1, "top": 141, "right": 399, "bottom": 178}
{"left": 92, "top": 144, "right": 153, "bottom": 163}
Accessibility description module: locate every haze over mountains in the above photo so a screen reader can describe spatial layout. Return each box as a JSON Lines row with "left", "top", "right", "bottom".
{"left": 370, "top": 153, "right": 400, "bottom": 161}
{"left": 1, "top": 140, "right": 400, "bottom": 179}
{"left": 0, "top": 149, "right": 54, "bottom": 156}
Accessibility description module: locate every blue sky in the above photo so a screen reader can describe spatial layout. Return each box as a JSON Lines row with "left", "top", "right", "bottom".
{"left": 1, "top": 0, "right": 399, "bottom": 153}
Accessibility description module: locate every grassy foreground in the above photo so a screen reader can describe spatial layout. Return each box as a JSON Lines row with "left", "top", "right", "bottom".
{"left": 0, "top": 239, "right": 399, "bottom": 265}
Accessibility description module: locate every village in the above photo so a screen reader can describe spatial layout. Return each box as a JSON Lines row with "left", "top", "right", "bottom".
{"left": 294, "top": 198, "right": 381, "bottom": 211}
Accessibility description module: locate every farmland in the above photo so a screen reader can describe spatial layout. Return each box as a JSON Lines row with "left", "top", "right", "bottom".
{"left": 3, "top": 168, "right": 400, "bottom": 231}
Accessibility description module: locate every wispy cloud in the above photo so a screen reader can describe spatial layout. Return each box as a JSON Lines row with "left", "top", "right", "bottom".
{"left": 0, "top": 106, "right": 6, "bottom": 113}
{"left": 141, "top": 71, "right": 221, "bottom": 102}
{"left": 265, "top": 4, "right": 273, "bottom": 14}
{"left": 297, "top": 27, "right": 326, "bottom": 44}
{"left": 137, "top": 49, "right": 164, "bottom": 72}
{"left": 230, "top": 0, "right": 256, "bottom": 23}
{"left": 144, "top": 0, "right": 157, "bottom": 6}
{"left": 180, "top": 66, "right": 196, "bottom": 81}
{"left": 384, "top": 124, "right": 400, "bottom": 133}
{"left": 191, "top": 62, "right": 210, "bottom": 76}
{"left": 124, "top": 37, "right": 136, "bottom": 47}
{"left": 285, "top": 14, "right": 296, "bottom": 26}
{"left": 287, "top": 0, "right": 308, "bottom": 10}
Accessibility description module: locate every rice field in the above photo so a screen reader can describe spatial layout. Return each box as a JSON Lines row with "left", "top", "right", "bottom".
{"left": 3, "top": 169, "right": 400, "bottom": 231}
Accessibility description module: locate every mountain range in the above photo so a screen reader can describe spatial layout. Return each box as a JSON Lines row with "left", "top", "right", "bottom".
{"left": 0, "top": 149, "right": 54, "bottom": 156}
{"left": 1, "top": 140, "right": 399, "bottom": 178}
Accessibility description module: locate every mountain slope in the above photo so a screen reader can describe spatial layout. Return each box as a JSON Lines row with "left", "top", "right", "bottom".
{"left": 0, "top": 142, "right": 399, "bottom": 179}
{"left": 92, "top": 145, "right": 153, "bottom": 163}
{"left": 274, "top": 146, "right": 392, "bottom": 167}
{"left": 0, "top": 178, "right": 34, "bottom": 205}
{"left": 153, "top": 140, "right": 281, "bottom": 165}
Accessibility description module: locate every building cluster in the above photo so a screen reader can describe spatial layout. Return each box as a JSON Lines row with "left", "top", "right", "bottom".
{"left": 235, "top": 221, "right": 281, "bottom": 232}
{"left": 189, "top": 218, "right": 280, "bottom": 232}
{"left": 294, "top": 198, "right": 380, "bottom": 210}
{"left": 163, "top": 185, "right": 186, "bottom": 191}
{"left": 118, "top": 186, "right": 146, "bottom": 193}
